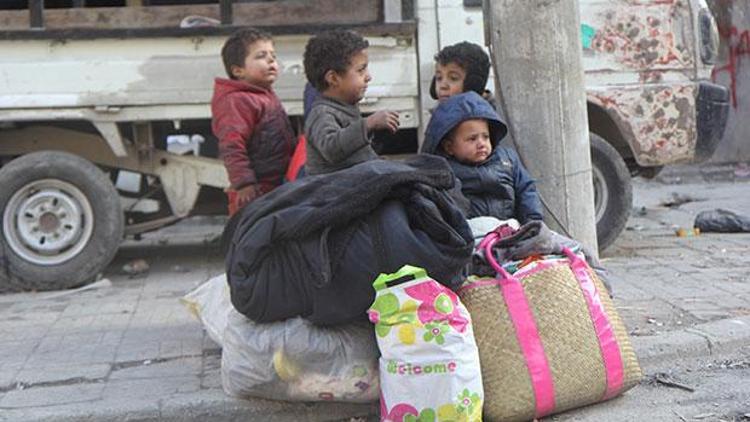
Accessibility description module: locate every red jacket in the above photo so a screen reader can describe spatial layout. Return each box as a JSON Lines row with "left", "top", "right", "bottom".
{"left": 211, "top": 78, "right": 295, "bottom": 191}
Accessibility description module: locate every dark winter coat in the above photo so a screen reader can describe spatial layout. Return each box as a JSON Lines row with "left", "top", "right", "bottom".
{"left": 421, "top": 92, "right": 543, "bottom": 223}
{"left": 304, "top": 96, "right": 378, "bottom": 175}
{"left": 225, "top": 155, "right": 474, "bottom": 326}
{"left": 211, "top": 78, "right": 295, "bottom": 191}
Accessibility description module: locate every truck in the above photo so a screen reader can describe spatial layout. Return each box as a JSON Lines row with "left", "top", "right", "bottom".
{"left": 0, "top": 0, "right": 728, "bottom": 291}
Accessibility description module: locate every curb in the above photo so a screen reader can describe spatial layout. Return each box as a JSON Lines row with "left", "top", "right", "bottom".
{"left": 0, "top": 389, "right": 379, "bottom": 422}
{"left": 631, "top": 315, "right": 750, "bottom": 367}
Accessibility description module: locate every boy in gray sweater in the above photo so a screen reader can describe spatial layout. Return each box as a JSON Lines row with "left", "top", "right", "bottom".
{"left": 303, "top": 30, "right": 400, "bottom": 175}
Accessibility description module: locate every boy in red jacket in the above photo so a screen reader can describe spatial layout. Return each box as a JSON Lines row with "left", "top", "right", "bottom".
{"left": 211, "top": 28, "right": 296, "bottom": 214}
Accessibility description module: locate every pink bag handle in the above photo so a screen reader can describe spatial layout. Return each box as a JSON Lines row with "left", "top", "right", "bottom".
{"left": 560, "top": 247, "right": 624, "bottom": 399}
{"left": 479, "top": 231, "right": 515, "bottom": 279}
{"left": 481, "top": 232, "right": 556, "bottom": 417}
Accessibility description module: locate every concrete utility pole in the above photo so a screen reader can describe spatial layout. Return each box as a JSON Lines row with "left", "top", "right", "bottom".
{"left": 484, "top": 0, "right": 599, "bottom": 253}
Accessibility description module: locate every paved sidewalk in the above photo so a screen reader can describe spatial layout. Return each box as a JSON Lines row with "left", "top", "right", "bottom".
{"left": 0, "top": 176, "right": 749, "bottom": 421}
{"left": 605, "top": 177, "right": 750, "bottom": 336}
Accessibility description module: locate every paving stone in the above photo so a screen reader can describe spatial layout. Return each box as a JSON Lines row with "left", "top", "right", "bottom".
{"left": 678, "top": 299, "right": 736, "bottom": 321}
{"left": 610, "top": 279, "right": 657, "bottom": 301}
{"left": 201, "top": 367, "right": 222, "bottom": 390}
{"left": 104, "top": 375, "right": 201, "bottom": 399}
{"left": 600, "top": 257, "right": 656, "bottom": 269}
{"left": 0, "top": 340, "right": 39, "bottom": 368}
{"left": 114, "top": 345, "right": 161, "bottom": 363}
{"left": 635, "top": 247, "right": 693, "bottom": 258}
{"left": 15, "top": 363, "right": 110, "bottom": 385}
{"left": 128, "top": 302, "right": 195, "bottom": 327}
{"left": 110, "top": 357, "right": 202, "bottom": 380}
{"left": 687, "top": 308, "right": 734, "bottom": 322}
{"left": 26, "top": 343, "right": 118, "bottom": 366}
{"left": 619, "top": 298, "right": 691, "bottom": 327}
{"left": 0, "top": 382, "right": 105, "bottom": 408}
{"left": 683, "top": 295, "right": 750, "bottom": 309}
{"left": 158, "top": 338, "right": 204, "bottom": 359}
{"left": 714, "top": 279, "right": 750, "bottom": 296}
{"left": 51, "top": 313, "right": 132, "bottom": 334}
{"left": 0, "top": 396, "right": 160, "bottom": 421}
{"left": 120, "top": 326, "right": 202, "bottom": 346}
{"left": 0, "top": 369, "right": 19, "bottom": 390}
{"left": 720, "top": 233, "right": 750, "bottom": 246}
{"left": 0, "top": 323, "right": 49, "bottom": 342}
{"left": 612, "top": 236, "right": 684, "bottom": 250}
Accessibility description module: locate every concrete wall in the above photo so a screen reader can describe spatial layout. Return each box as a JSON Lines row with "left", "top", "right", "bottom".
{"left": 709, "top": 0, "right": 750, "bottom": 163}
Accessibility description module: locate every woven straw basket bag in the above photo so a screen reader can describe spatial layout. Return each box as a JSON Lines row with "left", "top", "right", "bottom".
{"left": 457, "top": 232, "right": 641, "bottom": 422}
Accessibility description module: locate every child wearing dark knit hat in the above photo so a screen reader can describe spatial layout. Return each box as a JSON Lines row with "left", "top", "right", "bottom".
{"left": 430, "top": 41, "right": 493, "bottom": 103}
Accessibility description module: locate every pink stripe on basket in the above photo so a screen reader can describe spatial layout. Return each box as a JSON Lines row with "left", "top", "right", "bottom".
{"left": 563, "top": 248, "right": 624, "bottom": 399}
{"left": 497, "top": 274, "right": 557, "bottom": 416}
{"left": 483, "top": 235, "right": 556, "bottom": 417}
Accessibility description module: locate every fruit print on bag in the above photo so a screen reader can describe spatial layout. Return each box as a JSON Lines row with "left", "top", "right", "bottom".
{"left": 381, "top": 389, "right": 483, "bottom": 422}
{"left": 404, "top": 282, "right": 468, "bottom": 333}
{"left": 368, "top": 293, "right": 422, "bottom": 344}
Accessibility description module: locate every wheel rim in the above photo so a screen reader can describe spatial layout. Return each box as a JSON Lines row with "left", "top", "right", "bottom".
{"left": 592, "top": 165, "right": 608, "bottom": 224}
{"left": 3, "top": 179, "right": 94, "bottom": 266}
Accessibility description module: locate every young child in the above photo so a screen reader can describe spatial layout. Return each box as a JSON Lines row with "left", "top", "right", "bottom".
{"left": 303, "top": 29, "right": 400, "bottom": 175}
{"left": 430, "top": 41, "right": 494, "bottom": 104}
{"left": 211, "top": 28, "right": 295, "bottom": 214}
{"left": 421, "top": 91, "right": 543, "bottom": 224}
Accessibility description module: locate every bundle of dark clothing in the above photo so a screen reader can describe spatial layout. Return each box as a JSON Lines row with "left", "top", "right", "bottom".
{"left": 225, "top": 155, "right": 474, "bottom": 326}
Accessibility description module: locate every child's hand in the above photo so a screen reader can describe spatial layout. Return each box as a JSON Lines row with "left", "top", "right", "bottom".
{"left": 366, "top": 111, "right": 400, "bottom": 134}
{"left": 236, "top": 184, "right": 259, "bottom": 208}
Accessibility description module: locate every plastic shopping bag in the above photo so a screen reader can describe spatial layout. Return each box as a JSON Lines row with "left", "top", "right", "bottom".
{"left": 183, "top": 274, "right": 380, "bottom": 402}
{"left": 221, "top": 309, "right": 380, "bottom": 402}
{"left": 368, "top": 265, "right": 483, "bottom": 422}
{"left": 181, "top": 273, "right": 231, "bottom": 346}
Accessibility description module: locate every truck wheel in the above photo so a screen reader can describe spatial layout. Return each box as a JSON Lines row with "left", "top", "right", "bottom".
{"left": 590, "top": 133, "right": 632, "bottom": 251}
{"left": 0, "top": 151, "right": 124, "bottom": 292}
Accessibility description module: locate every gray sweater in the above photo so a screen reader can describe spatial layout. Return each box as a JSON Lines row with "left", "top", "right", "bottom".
{"left": 304, "top": 96, "right": 378, "bottom": 175}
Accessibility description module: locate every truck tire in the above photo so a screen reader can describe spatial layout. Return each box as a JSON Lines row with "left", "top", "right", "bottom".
{"left": 590, "top": 133, "right": 632, "bottom": 251}
{"left": 0, "top": 151, "right": 124, "bottom": 292}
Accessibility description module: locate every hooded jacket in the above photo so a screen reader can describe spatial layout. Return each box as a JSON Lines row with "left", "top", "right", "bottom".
{"left": 211, "top": 78, "right": 295, "bottom": 191}
{"left": 225, "top": 155, "right": 473, "bottom": 326}
{"left": 421, "top": 92, "right": 543, "bottom": 223}
{"left": 304, "top": 96, "right": 378, "bottom": 175}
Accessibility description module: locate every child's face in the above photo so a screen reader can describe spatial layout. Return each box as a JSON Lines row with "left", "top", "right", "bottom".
{"left": 231, "top": 39, "right": 278, "bottom": 88}
{"left": 434, "top": 62, "right": 466, "bottom": 101}
{"left": 324, "top": 49, "right": 371, "bottom": 104}
{"left": 443, "top": 119, "right": 493, "bottom": 164}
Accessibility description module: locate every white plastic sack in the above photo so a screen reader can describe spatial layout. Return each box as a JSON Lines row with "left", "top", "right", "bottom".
{"left": 221, "top": 309, "right": 380, "bottom": 402}
{"left": 181, "top": 273, "right": 231, "bottom": 346}
{"left": 368, "top": 266, "right": 483, "bottom": 421}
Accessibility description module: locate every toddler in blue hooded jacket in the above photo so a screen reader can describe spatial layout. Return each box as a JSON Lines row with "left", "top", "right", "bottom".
{"left": 421, "top": 91, "right": 543, "bottom": 224}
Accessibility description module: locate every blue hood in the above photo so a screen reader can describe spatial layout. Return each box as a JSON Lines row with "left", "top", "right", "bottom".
{"left": 421, "top": 91, "right": 509, "bottom": 155}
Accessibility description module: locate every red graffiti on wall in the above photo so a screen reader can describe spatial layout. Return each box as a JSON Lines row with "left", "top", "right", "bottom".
{"left": 712, "top": 26, "right": 750, "bottom": 108}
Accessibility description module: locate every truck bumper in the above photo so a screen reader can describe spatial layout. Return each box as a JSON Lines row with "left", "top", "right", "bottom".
{"left": 695, "top": 81, "right": 729, "bottom": 162}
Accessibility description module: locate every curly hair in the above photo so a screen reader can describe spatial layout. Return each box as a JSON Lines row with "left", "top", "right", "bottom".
{"left": 221, "top": 27, "right": 273, "bottom": 79}
{"left": 303, "top": 30, "right": 370, "bottom": 91}
{"left": 432, "top": 41, "right": 491, "bottom": 97}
